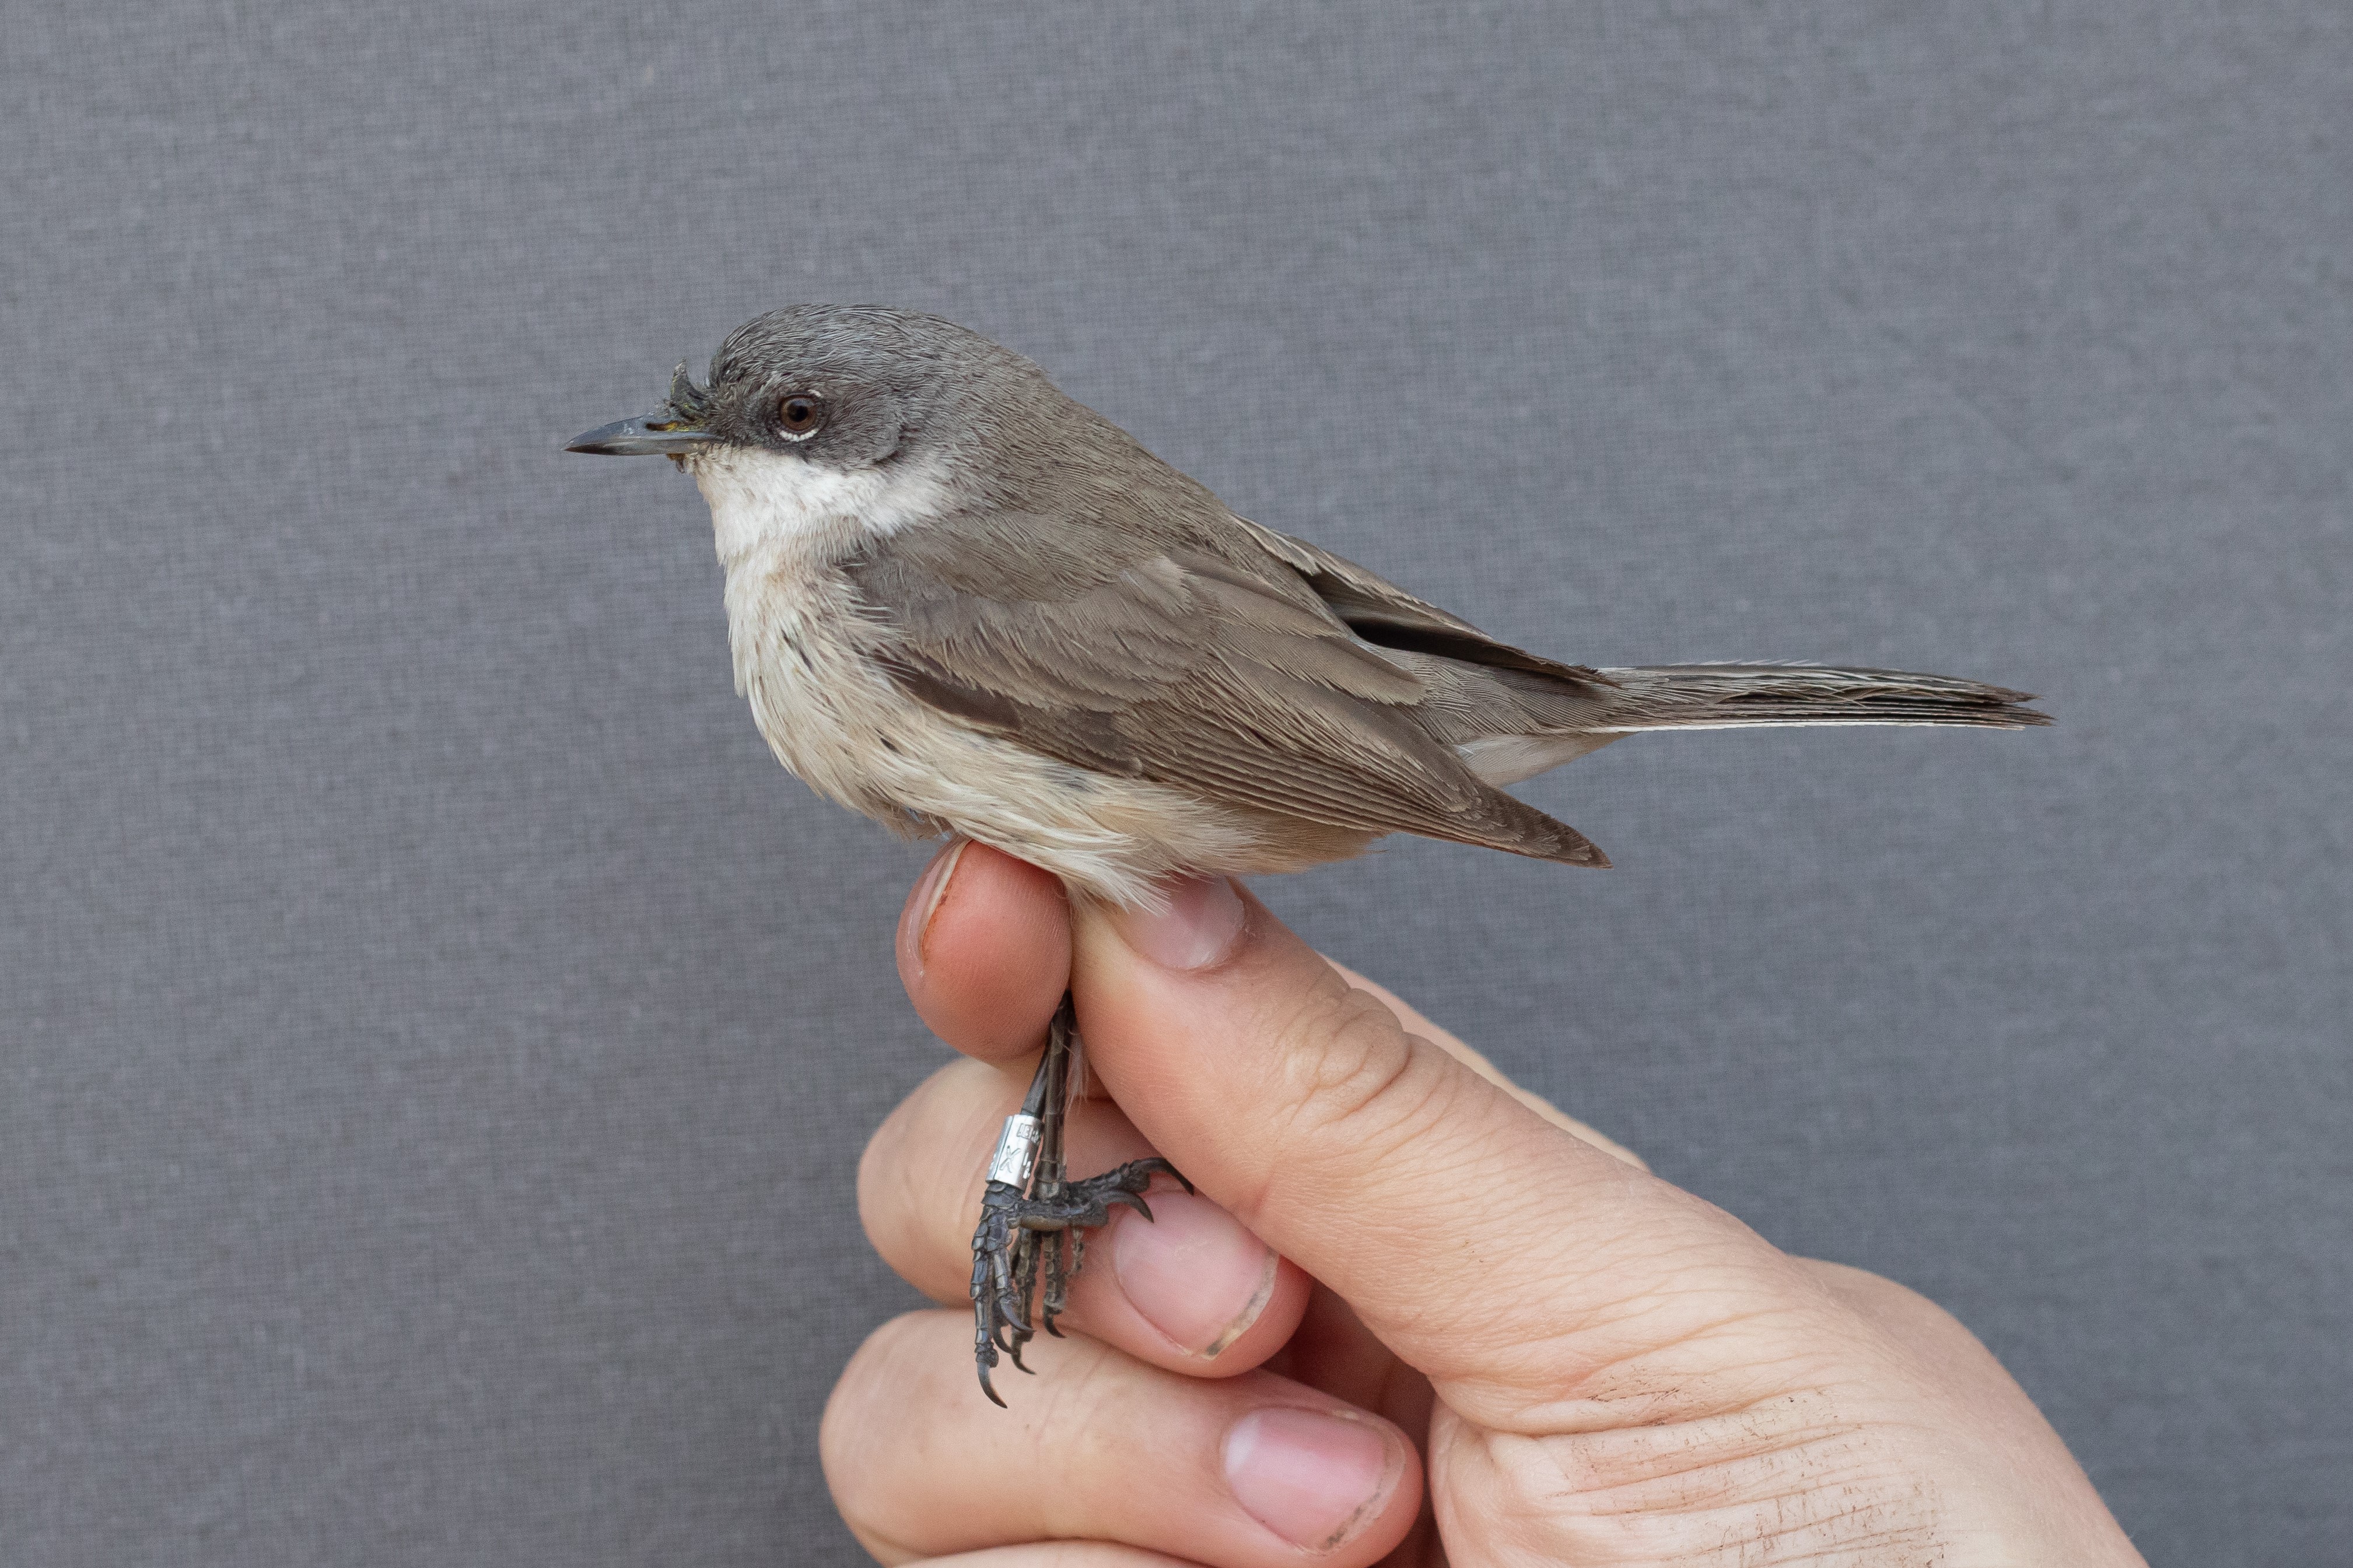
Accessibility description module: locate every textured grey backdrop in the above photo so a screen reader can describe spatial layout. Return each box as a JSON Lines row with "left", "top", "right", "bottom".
{"left": 3, "top": 3, "right": 2345, "bottom": 1563}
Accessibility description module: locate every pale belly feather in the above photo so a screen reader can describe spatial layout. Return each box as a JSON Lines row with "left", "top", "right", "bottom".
{"left": 720, "top": 541, "right": 1267, "bottom": 906}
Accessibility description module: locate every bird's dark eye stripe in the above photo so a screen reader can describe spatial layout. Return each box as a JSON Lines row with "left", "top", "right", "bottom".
{"left": 777, "top": 392, "right": 823, "bottom": 436}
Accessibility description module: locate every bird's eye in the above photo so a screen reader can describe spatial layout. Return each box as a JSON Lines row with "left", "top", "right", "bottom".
{"left": 776, "top": 392, "right": 825, "bottom": 439}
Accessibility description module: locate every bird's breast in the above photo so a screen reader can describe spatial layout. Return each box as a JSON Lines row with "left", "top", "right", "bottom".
{"left": 719, "top": 546, "right": 906, "bottom": 813}
{"left": 713, "top": 542, "right": 1288, "bottom": 903}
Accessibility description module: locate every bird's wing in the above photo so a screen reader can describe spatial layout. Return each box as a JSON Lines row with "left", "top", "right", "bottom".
{"left": 1230, "top": 518, "right": 1613, "bottom": 686}
{"left": 841, "top": 509, "right": 1603, "bottom": 864}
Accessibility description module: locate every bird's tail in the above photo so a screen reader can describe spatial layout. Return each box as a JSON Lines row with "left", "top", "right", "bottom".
{"left": 1585, "top": 664, "right": 2050, "bottom": 732}
{"left": 1437, "top": 662, "right": 2046, "bottom": 860}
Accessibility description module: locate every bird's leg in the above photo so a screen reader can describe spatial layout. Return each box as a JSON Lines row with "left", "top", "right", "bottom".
{"left": 968, "top": 992, "right": 1191, "bottom": 1407}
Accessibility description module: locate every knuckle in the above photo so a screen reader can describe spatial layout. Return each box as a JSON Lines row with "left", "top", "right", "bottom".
{"left": 854, "top": 1089, "right": 937, "bottom": 1277}
{"left": 856, "top": 1062, "right": 997, "bottom": 1292}
{"left": 854, "top": 1095, "right": 913, "bottom": 1241}
{"left": 818, "top": 1311, "right": 941, "bottom": 1544}
{"left": 1260, "top": 978, "right": 1464, "bottom": 1163}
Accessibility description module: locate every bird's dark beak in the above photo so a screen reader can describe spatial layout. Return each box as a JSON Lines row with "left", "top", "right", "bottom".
{"left": 564, "top": 411, "right": 722, "bottom": 457}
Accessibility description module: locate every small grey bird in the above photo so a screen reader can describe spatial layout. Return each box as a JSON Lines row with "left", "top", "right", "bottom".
{"left": 568, "top": 304, "right": 2047, "bottom": 1401}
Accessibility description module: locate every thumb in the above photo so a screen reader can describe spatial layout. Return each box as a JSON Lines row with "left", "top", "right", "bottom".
{"left": 1070, "top": 876, "right": 1836, "bottom": 1422}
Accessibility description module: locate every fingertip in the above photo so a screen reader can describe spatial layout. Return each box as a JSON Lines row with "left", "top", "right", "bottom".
{"left": 1098, "top": 1191, "right": 1314, "bottom": 1374}
{"left": 1072, "top": 876, "right": 1365, "bottom": 1106}
{"left": 897, "top": 841, "right": 1072, "bottom": 1062}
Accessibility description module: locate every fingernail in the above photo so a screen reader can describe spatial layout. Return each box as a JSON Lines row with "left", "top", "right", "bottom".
{"left": 900, "top": 839, "right": 969, "bottom": 973}
{"left": 1110, "top": 875, "right": 1245, "bottom": 970}
{"left": 1110, "top": 1189, "right": 1278, "bottom": 1358}
{"left": 1223, "top": 1406, "right": 1403, "bottom": 1552}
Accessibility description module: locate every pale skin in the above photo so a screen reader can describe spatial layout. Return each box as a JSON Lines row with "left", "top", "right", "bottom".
{"left": 824, "top": 842, "right": 2148, "bottom": 1568}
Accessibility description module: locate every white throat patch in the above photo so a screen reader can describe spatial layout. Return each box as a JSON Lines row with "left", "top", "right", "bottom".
{"left": 688, "top": 446, "right": 954, "bottom": 565}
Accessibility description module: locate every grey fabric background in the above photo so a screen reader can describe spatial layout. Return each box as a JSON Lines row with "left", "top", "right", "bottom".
{"left": 4, "top": 3, "right": 2345, "bottom": 1563}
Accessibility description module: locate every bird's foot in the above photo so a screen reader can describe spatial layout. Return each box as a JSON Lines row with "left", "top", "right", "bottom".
{"left": 969, "top": 1156, "right": 1189, "bottom": 1406}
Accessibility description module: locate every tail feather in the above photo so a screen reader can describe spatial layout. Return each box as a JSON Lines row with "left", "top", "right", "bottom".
{"left": 1587, "top": 664, "right": 2050, "bottom": 732}
{"left": 1435, "top": 661, "right": 2046, "bottom": 850}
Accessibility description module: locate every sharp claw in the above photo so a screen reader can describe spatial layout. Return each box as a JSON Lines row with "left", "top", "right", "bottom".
{"left": 968, "top": 1080, "right": 1192, "bottom": 1412}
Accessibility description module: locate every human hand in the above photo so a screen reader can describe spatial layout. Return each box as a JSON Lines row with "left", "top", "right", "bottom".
{"left": 824, "top": 842, "right": 2145, "bottom": 1567}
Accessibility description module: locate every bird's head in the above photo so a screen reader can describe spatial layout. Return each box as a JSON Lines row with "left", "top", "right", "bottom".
{"left": 566, "top": 304, "right": 1208, "bottom": 561}
{"left": 566, "top": 304, "right": 1057, "bottom": 477}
